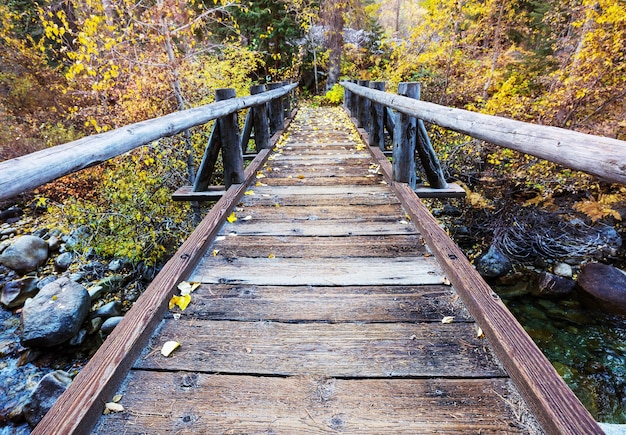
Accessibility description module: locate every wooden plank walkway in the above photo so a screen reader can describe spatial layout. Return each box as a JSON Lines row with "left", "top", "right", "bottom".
{"left": 89, "top": 106, "right": 541, "bottom": 434}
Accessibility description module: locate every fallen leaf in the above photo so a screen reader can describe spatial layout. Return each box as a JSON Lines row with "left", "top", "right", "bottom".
{"left": 244, "top": 190, "right": 255, "bottom": 195}
{"left": 226, "top": 212, "right": 237, "bottom": 223}
{"left": 476, "top": 326, "right": 484, "bottom": 338}
{"left": 112, "top": 395, "right": 123, "bottom": 403}
{"left": 215, "top": 236, "right": 226, "bottom": 241}
{"left": 268, "top": 253, "right": 275, "bottom": 259}
{"left": 161, "top": 340, "right": 180, "bottom": 357}
{"left": 169, "top": 294, "right": 191, "bottom": 311}
{"left": 177, "top": 281, "right": 200, "bottom": 295}
{"left": 104, "top": 402, "right": 124, "bottom": 414}
{"left": 297, "top": 175, "right": 305, "bottom": 179}
{"left": 242, "top": 215, "right": 253, "bottom": 221}
{"left": 441, "top": 316, "right": 455, "bottom": 324}
{"left": 212, "top": 249, "right": 219, "bottom": 256}
{"left": 442, "top": 277, "right": 451, "bottom": 286}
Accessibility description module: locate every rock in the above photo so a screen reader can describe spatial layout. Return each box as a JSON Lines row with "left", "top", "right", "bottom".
{"left": 68, "top": 328, "right": 87, "bottom": 346}
{"left": 20, "top": 277, "right": 91, "bottom": 347}
{"left": 23, "top": 370, "right": 72, "bottom": 428}
{"left": 101, "top": 316, "right": 123, "bottom": 334}
{"left": 0, "top": 206, "right": 23, "bottom": 222}
{"left": 553, "top": 263, "right": 573, "bottom": 278}
{"left": 593, "top": 226, "right": 622, "bottom": 257}
{"left": 442, "top": 204, "right": 462, "bottom": 217}
{"left": 475, "top": 245, "right": 512, "bottom": 278}
{"left": 108, "top": 259, "right": 125, "bottom": 272}
{"left": 531, "top": 272, "right": 575, "bottom": 298}
{"left": 0, "top": 239, "right": 11, "bottom": 254}
{"left": 0, "top": 277, "right": 39, "bottom": 309}
{"left": 577, "top": 263, "right": 626, "bottom": 314}
{"left": 92, "top": 301, "right": 122, "bottom": 320}
{"left": 0, "top": 236, "right": 49, "bottom": 273}
{"left": 47, "top": 236, "right": 61, "bottom": 252}
{"left": 36, "top": 275, "right": 57, "bottom": 290}
{"left": 54, "top": 252, "right": 73, "bottom": 272}
{"left": 86, "top": 317, "right": 103, "bottom": 334}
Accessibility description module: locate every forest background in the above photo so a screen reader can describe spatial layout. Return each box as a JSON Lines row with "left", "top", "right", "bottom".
{"left": 1, "top": 0, "right": 625, "bottom": 267}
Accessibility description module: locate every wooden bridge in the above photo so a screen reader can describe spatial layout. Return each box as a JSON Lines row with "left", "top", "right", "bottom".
{"left": 2, "top": 82, "right": 624, "bottom": 434}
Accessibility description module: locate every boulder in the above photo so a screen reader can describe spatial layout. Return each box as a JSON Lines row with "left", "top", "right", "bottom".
{"left": 476, "top": 245, "right": 512, "bottom": 278}
{"left": 20, "top": 277, "right": 91, "bottom": 347}
{"left": 553, "top": 263, "right": 573, "bottom": 278}
{"left": 23, "top": 370, "right": 72, "bottom": 428}
{"left": 0, "top": 277, "right": 39, "bottom": 309}
{"left": 54, "top": 252, "right": 73, "bottom": 272}
{"left": 531, "top": 272, "right": 575, "bottom": 298}
{"left": 577, "top": 263, "right": 626, "bottom": 314}
{"left": 101, "top": 316, "right": 124, "bottom": 334}
{"left": 0, "top": 235, "right": 49, "bottom": 273}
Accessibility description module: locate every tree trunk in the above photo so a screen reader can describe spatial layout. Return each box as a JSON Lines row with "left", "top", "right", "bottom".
{"left": 322, "top": 0, "right": 345, "bottom": 91}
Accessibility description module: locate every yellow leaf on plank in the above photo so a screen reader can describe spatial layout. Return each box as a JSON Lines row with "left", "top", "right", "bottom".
{"left": 161, "top": 340, "right": 180, "bottom": 357}
{"left": 244, "top": 190, "right": 255, "bottom": 195}
{"left": 169, "top": 294, "right": 191, "bottom": 311}
{"left": 268, "top": 253, "right": 275, "bottom": 259}
{"left": 226, "top": 212, "right": 237, "bottom": 223}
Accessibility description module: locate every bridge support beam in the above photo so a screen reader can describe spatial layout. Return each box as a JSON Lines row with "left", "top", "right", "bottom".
{"left": 216, "top": 88, "right": 245, "bottom": 188}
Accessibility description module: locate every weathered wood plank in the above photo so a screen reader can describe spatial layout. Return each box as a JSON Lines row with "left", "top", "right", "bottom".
{"left": 218, "top": 219, "right": 415, "bottom": 237}
{"left": 94, "top": 374, "right": 531, "bottom": 434}
{"left": 0, "top": 83, "right": 297, "bottom": 201}
{"left": 240, "top": 191, "right": 399, "bottom": 207}
{"left": 177, "top": 284, "right": 471, "bottom": 322}
{"left": 31, "top": 149, "right": 275, "bottom": 435}
{"left": 207, "top": 234, "right": 426, "bottom": 258}
{"left": 189, "top": 256, "right": 446, "bottom": 286}
{"left": 342, "top": 80, "right": 626, "bottom": 185}
{"left": 229, "top": 203, "right": 407, "bottom": 221}
{"left": 261, "top": 175, "right": 384, "bottom": 186}
{"left": 136, "top": 320, "right": 503, "bottom": 377}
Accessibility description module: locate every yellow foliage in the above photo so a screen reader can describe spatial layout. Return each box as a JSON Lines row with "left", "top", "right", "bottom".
{"left": 574, "top": 194, "right": 622, "bottom": 222}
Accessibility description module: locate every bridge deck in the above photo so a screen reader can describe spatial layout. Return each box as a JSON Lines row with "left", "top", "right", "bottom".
{"left": 90, "top": 107, "right": 540, "bottom": 433}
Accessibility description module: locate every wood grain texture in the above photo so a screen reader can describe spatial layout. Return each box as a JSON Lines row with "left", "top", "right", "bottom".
{"left": 31, "top": 111, "right": 297, "bottom": 434}
{"left": 189, "top": 256, "right": 446, "bottom": 286}
{"left": 136, "top": 320, "right": 503, "bottom": 377}
{"left": 342, "top": 81, "right": 626, "bottom": 184}
{"left": 359, "top": 121, "right": 602, "bottom": 433}
{"left": 207, "top": 234, "right": 426, "bottom": 258}
{"left": 94, "top": 374, "right": 531, "bottom": 434}
{"left": 177, "top": 284, "right": 471, "bottom": 322}
{"left": 0, "top": 83, "right": 297, "bottom": 201}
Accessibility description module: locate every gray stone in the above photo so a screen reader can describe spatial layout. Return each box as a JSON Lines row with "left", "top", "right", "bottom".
{"left": 20, "top": 277, "right": 91, "bottom": 347}
{"left": 23, "top": 370, "right": 72, "bottom": 428}
{"left": 531, "top": 272, "right": 575, "bottom": 298}
{"left": 54, "top": 252, "right": 73, "bottom": 272}
{"left": 0, "top": 277, "right": 39, "bottom": 309}
{"left": 577, "top": 263, "right": 626, "bottom": 314}
{"left": 36, "top": 275, "right": 57, "bottom": 290}
{"left": 88, "top": 285, "right": 105, "bottom": 301}
{"left": 47, "top": 236, "right": 61, "bottom": 251}
{"left": 68, "top": 328, "right": 87, "bottom": 346}
{"left": 553, "top": 263, "right": 573, "bottom": 278}
{"left": 475, "top": 244, "right": 512, "bottom": 278}
{"left": 0, "top": 235, "right": 49, "bottom": 273}
{"left": 108, "top": 259, "right": 125, "bottom": 272}
{"left": 101, "top": 316, "right": 123, "bottom": 334}
{"left": 0, "top": 239, "right": 11, "bottom": 253}
{"left": 86, "top": 317, "right": 103, "bottom": 334}
{"left": 92, "top": 300, "right": 122, "bottom": 320}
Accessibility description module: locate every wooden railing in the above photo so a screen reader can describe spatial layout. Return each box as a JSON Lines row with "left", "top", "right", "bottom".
{"left": 0, "top": 83, "right": 297, "bottom": 202}
{"left": 342, "top": 80, "right": 626, "bottom": 186}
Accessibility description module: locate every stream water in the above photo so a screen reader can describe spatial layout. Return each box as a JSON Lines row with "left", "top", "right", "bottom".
{"left": 500, "top": 288, "right": 626, "bottom": 423}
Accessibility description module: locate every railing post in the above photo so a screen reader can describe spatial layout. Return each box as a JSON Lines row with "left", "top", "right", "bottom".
{"left": 344, "top": 79, "right": 354, "bottom": 115}
{"left": 393, "top": 82, "right": 418, "bottom": 188}
{"left": 250, "top": 84, "right": 270, "bottom": 151}
{"left": 414, "top": 85, "right": 448, "bottom": 189}
{"left": 368, "top": 81, "right": 386, "bottom": 150}
{"left": 216, "top": 88, "right": 244, "bottom": 188}
{"left": 356, "top": 80, "right": 369, "bottom": 129}
{"left": 267, "top": 82, "right": 285, "bottom": 135}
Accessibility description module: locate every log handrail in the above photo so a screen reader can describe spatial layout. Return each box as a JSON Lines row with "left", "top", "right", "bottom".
{"left": 0, "top": 83, "right": 298, "bottom": 201}
{"left": 341, "top": 81, "right": 626, "bottom": 185}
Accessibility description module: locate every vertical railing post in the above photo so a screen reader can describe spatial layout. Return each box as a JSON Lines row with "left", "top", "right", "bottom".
{"left": 216, "top": 88, "right": 244, "bottom": 188}
{"left": 344, "top": 79, "right": 354, "bottom": 116}
{"left": 414, "top": 84, "right": 448, "bottom": 189}
{"left": 250, "top": 84, "right": 270, "bottom": 151}
{"left": 282, "top": 81, "right": 291, "bottom": 117}
{"left": 393, "top": 82, "right": 418, "bottom": 188}
{"left": 267, "top": 82, "right": 285, "bottom": 135}
{"left": 368, "top": 81, "right": 386, "bottom": 150}
{"left": 356, "top": 80, "right": 369, "bottom": 129}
